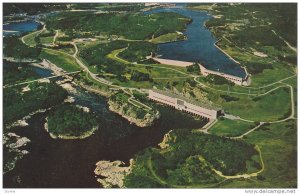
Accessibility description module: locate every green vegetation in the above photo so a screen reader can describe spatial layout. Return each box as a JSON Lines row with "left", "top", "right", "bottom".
{"left": 109, "top": 92, "right": 159, "bottom": 127}
{"left": 3, "top": 3, "right": 67, "bottom": 16}
{"left": 3, "top": 82, "right": 67, "bottom": 124}
{"left": 186, "top": 63, "right": 200, "bottom": 73}
{"left": 209, "top": 118, "right": 255, "bottom": 137}
{"left": 221, "top": 88, "right": 291, "bottom": 121}
{"left": 224, "top": 120, "right": 296, "bottom": 188}
{"left": 79, "top": 40, "right": 127, "bottom": 69}
{"left": 39, "top": 48, "right": 81, "bottom": 72}
{"left": 118, "top": 42, "right": 156, "bottom": 62}
{"left": 3, "top": 36, "right": 41, "bottom": 59}
{"left": 3, "top": 61, "right": 40, "bottom": 85}
{"left": 125, "top": 129, "right": 259, "bottom": 187}
{"left": 150, "top": 32, "right": 185, "bottom": 44}
{"left": 47, "top": 104, "right": 98, "bottom": 137}
{"left": 45, "top": 11, "right": 190, "bottom": 40}
{"left": 22, "top": 30, "right": 42, "bottom": 47}
{"left": 130, "top": 71, "right": 152, "bottom": 82}
{"left": 204, "top": 74, "right": 234, "bottom": 86}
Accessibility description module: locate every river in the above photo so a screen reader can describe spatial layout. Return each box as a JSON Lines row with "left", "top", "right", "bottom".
{"left": 3, "top": 69, "right": 206, "bottom": 188}
{"left": 144, "top": 4, "right": 247, "bottom": 79}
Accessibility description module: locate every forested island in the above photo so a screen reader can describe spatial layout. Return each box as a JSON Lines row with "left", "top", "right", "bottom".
{"left": 46, "top": 104, "right": 98, "bottom": 139}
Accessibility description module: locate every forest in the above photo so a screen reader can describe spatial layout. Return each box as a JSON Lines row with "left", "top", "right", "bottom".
{"left": 47, "top": 104, "right": 98, "bottom": 137}
{"left": 3, "top": 82, "right": 67, "bottom": 125}
{"left": 118, "top": 42, "right": 157, "bottom": 62}
{"left": 125, "top": 128, "right": 259, "bottom": 187}
{"left": 3, "top": 37, "right": 41, "bottom": 59}
{"left": 45, "top": 11, "right": 190, "bottom": 40}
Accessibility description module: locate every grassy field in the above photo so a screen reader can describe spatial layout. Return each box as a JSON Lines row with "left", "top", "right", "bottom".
{"left": 39, "top": 48, "right": 81, "bottom": 72}
{"left": 22, "top": 31, "right": 40, "bottom": 47}
{"left": 221, "top": 119, "right": 297, "bottom": 188}
{"left": 209, "top": 118, "right": 255, "bottom": 137}
{"left": 220, "top": 87, "right": 291, "bottom": 122}
{"left": 40, "top": 36, "right": 54, "bottom": 45}
{"left": 150, "top": 33, "right": 183, "bottom": 44}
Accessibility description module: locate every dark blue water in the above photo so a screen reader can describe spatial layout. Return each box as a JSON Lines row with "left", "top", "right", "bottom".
{"left": 144, "top": 6, "right": 247, "bottom": 79}
{"left": 3, "top": 20, "right": 40, "bottom": 36}
{"left": 3, "top": 60, "right": 53, "bottom": 78}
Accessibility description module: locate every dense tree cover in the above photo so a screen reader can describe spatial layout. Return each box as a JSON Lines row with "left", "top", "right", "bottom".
{"left": 125, "top": 129, "right": 258, "bottom": 187}
{"left": 3, "top": 60, "right": 40, "bottom": 85}
{"left": 3, "top": 82, "right": 67, "bottom": 124}
{"left": 45, "top": 11, "right": 190, "bottom": 40}
{"left": 278, "top": 55, "right": 297, "bottom": 65}
{"left": 3, "top": 37, "right": 41, "bottom": 59}
{"left": 205, "top": 3, "right": 296, "bottom": 47}
{"left": 204, "top": 74, "right": 234, "bottom": 86}
{"left": 232, "top": 26, "right": 285, "bottom": 49}
{"left": 130, "top": 71, "right": 152, "bottom": 82}
{"left": 118, "top": 42, "right": 157, "bottom": 62}
{"left": 186, "top": 63, "right": 200, "bottom": 73}
{"left": 101, "top": 4, "right": 144, "bottom": 12}
{"left": 79, "top": 40, "right": 127, "bottom": 67}
{"left": 3, "top": 3, "right": 67, "bottom": 16}
{"left": 220, "top": 94, "right": 239, "bottom": 102}
{"left": 47, "top": 104, "right": 98, "bottom": 137}
{"left": 245, "top": 62, "right": 273, "bottom": 75}
{"left": 39, "top": 30, "right": 55, "bottom": 37}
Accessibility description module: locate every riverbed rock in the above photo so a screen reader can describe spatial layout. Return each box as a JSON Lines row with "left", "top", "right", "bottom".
{"left": 108, "top": 99, "right": 160, "bottom": 127}
{"left": 94, "top": 160, "right": 133, "bottom": 188}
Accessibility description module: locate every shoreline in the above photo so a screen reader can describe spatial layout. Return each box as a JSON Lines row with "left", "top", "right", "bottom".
{"left": 108, "top": 99, "right": 160, "bottom": 128}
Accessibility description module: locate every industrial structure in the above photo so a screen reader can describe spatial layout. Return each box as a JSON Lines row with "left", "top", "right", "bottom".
{"left": 148, "top": 89, "right": 222, "bottom": 120}
{"left": 199, "top": 64, "right": 250, "bottom": 86}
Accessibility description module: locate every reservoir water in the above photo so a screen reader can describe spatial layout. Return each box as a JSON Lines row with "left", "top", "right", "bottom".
{"left": 3, "top": 20, "right": 41, "bottom": 36}
{"left": 144, "top": 5, "right": 247, "bottom": 78}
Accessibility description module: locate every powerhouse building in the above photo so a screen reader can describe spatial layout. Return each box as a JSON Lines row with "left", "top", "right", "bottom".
{"left": 149, "top": 89, "right": 222, "bottom": 120}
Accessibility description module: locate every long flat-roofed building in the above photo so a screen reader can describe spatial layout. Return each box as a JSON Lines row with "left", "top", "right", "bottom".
{"left": 149, "top": 89, "right": 222, "bottom": 120}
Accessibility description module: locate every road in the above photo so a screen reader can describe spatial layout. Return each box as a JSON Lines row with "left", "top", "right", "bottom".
{"left": 272, "top": 30, "right": 297, "bottom": 53}
{"left": 211, "top": 146, "right": 264, "bottom": 179}
{"left": 52, "top": 30, "right": 59, "bottom": 44}
{"left": 3, "top": 71, "right": 81, "bottom": 88}
{"left": 21, "top": 24, "right": 46, "bottom": 46}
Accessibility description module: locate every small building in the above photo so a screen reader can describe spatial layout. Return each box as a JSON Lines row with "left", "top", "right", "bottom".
{"left": 149, "top": 89, "right": 222, "bottom": 120}
{"left": 199, "top": 64, "right": 250, "bottom": 86}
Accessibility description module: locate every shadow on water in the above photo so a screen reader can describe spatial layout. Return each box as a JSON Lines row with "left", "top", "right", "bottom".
{"left": 4, "top": 87, "right": 207, "bottom": 188}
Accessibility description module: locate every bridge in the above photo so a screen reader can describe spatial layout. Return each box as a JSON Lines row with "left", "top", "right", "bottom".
{"left": 3, "top": 71, "right": 81, "bottom": 89}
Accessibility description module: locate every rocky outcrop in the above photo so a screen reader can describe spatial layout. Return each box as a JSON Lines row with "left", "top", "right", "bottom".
{"left": 108, "top": 99, "right": 160, "bottom": 127}
{"left": 94, "top": 160, "right": 133, "bottom": 188}
{"left": 3, "top": 133, "right": 30, "bottom": 174}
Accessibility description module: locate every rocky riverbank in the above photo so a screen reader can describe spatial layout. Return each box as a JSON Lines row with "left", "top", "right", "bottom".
{"left": 94, "top": 160, "right": 133, "bottom": 188}
{"left": 108, "top": 98, "right": 160, "bottom": 127}
{"left": 3, "top": 132, "right": 31, "bottom": 174}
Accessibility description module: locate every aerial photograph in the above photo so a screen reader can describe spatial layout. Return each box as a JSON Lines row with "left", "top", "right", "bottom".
{"left": 2, "top": 2, "right": 297, "bottom": 189}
